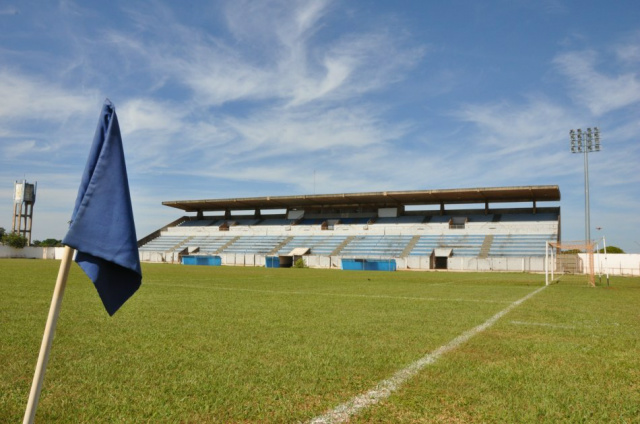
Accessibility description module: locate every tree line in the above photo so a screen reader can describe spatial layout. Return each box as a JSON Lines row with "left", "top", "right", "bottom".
{"left": 0, "top": 227, "right": 62, "bottom": 249}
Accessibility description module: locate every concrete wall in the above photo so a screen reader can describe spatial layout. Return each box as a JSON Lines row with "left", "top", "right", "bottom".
{"left": 0, "top": 246, "right": 50, "bottom": 259}
{"left": 139, "top": 251, "right": 551, "bottom": 273}
{"left": 139, "top": 250, "right": 180, "bottom": 263}
{"left": 582, "top": 253, "right": 640, "bottom": 277}
{"left": 447, "top": 256, "right": 545, "bottom": 272}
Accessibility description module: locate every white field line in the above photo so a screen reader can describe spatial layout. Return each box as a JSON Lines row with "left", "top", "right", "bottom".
{"left": 149, "top": 282, "right": 512, "bottom": 304}
{"left": 307, "top": 285, "right": 548, "bottom": 424}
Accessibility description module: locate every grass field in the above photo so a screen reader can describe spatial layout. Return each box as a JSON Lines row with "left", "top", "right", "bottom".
{"left": 1, "top": 259, "right": 639, "bottom": 423}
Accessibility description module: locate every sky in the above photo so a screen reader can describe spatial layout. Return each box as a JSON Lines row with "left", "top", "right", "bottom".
{"left": 0, "top": 0, "right": 639, "bottom": 252}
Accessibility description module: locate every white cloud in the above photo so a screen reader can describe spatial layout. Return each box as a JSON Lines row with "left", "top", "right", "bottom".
{"left": 454, "top": 98, "right": 572, "bottom": 154}
{"left": 553, "top": 49, "right": 640, "bottom": 115}
{"left": 222, "top": 104, "right": 408, "bottom": 157}
{"left": 2, "top": 139, "right": 54, "bottom": 159}
{"left": 118, "top": 98, "right": 188, "bottom": 135}
{"left": 615, "top": 43, "right": 640, "bottom": 63}
{"left": 0, "top": 6, "right": 19, "bottom": 15}
{"left": 104, "top": 0, "right": 423, "bottom": 109}
{"left": 0, "top": 69, "right": 96, "bottom": 122}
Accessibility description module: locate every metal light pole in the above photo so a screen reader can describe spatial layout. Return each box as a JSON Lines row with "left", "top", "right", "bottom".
{"left": 569, "top": 127, "right": 601, "bottom": 250}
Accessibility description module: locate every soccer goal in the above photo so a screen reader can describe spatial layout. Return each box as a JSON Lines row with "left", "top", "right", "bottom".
{"left": 545, "top": 240, "right": 599, "bottom": 286}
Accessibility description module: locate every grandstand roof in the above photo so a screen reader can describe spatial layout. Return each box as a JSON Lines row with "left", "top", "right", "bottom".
{"left": 162, "top": 185, "right": 560, "bottom": 212}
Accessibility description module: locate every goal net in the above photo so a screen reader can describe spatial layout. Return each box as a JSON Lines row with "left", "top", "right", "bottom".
{"left": 545, "top": 240, "right": 597, "bottom": 286}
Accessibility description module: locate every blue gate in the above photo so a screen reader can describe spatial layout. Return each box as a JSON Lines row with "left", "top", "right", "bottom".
{"left": 341, "top": 258, "right": 396, "bottom": 271}
{"left": 182, "top": 255, "right": 222, "bottom": 266}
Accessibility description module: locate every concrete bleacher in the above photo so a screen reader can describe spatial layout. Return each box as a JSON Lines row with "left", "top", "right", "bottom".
{"left": 489, "top": 234, "right": 556, "bottom": 257}
{"left": 139, "top": 234, "right": 189, "bottom": 251}
{"left": 337, "top": 217, "right": 371, "bottom": 225}
{"left": 183, "top": 235, "right": 236, "bottom": 253}
{"left": 275, "top": 235, "right": 349, "bottom": 256}
{"left": 409, "top": 234, "right": 486, "bottom": 257}
{"left": 372, "top": 216, "right": 424, "bottom": 225}
{"left": 298, "top": 218, "right": 325, "bottom": 225}
{"left": 222, "top": 235, "right": 290, "bottom": 254}
{"left": 256, "top": 218, "right": 294, "bottom": 226}
{"left": 340, "top": 235, "right": 414, "bottom": 257}
{"left": 179, "top": 219, "right": 219, "bottom": 227}
{"left": 139, "top": 208, "right": 559, "bottom": 271}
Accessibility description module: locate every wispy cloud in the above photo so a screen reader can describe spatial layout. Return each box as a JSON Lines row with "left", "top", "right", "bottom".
{"left": 88, "top": 0, "right": 426, "bottom": 187}
{"left": 104, "top": 0, "right": 423, "bottom": 109}
{"left": 2, "top": 139, "right": 54, "bottom": 159}
{"left": 553, "top": 48, "right": 640, "bottom": 116}
{"left": 0, "top": 69, "right": 95, "bottom": 122}
{"left": 0, "top": 6, "right": 19, "bottom": 16}
{"left": 454, "top": 97, "right": 572, "bottom": 155}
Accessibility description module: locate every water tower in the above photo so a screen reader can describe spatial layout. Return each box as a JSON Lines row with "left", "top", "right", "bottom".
{"left": 11, "top": 180, "right": 37, "bottom": 245}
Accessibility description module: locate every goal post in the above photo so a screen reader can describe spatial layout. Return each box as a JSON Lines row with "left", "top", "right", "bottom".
{"left": 545, "top": 240, "right": 597, "bottom": 286}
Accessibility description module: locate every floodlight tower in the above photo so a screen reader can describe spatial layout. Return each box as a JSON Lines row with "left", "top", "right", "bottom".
{"left": 569, "top": 127, "right": 600, "bottom": 250}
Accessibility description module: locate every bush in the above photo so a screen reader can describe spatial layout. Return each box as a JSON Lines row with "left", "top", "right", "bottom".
{"left": 292, "top": 257, "right": 307, "bottom": 268}
{"left": 2, "top": 233, "right": 28, "bottom": 248}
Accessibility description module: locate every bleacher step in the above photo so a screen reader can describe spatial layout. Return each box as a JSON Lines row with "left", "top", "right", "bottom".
{"left": 330, "top": 236, "right": 355, "bottom": 256}
{"left": 268, "top": 236, "right": 294, "bottom": 255}
{"left": 478, "top": 234, "right": 494, "bottom": 258}
{"left": 215, "top": 236, "right": 241, "bottom": 254}
{"left": 401, "top": 235, "right": 422, "bottom": 257}
{"left": 172, "top": 235, "right": 194, "bottom": 252}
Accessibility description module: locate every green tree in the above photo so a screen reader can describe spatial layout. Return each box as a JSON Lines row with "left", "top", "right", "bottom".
{"left": 39, "top": 238, "right": 62, "bottom": 247}
{"left": 2, "top": 233, "right": 28, "bottom": 248}
{"left": 0, "top": 227, "right": 5, "bottom": 238}
{"left": 597, "top": 245, "right": 624, "bottom": 254}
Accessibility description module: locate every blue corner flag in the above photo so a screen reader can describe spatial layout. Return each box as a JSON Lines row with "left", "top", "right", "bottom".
{"left": 62, "top": 99, "right": 142, "bottom": 316}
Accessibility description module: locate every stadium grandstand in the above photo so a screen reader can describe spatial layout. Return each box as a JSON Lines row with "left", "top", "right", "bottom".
{"left": 138, "top": 185, "right": 560, "bottom": 272}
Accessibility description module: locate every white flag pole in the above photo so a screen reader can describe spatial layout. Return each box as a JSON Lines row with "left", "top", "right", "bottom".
{"left": 23, "top": 245, "right": 74, "bottom": 424}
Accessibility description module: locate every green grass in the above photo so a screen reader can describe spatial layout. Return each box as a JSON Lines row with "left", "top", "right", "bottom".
{"left": 1, "top": 260, "right": 638, "bottom": 423}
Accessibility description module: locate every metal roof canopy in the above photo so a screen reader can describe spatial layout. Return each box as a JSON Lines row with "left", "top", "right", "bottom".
{"left": 162, "top": 185, "right": 560, "bottom": 213}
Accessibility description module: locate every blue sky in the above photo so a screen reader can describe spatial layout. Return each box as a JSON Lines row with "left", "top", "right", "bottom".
{"left": 1, "top": 0, "right": 639, "bottom": 252}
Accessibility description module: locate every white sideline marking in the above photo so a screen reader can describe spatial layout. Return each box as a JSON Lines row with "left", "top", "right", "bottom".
{"left": 307, "top": 285, "right": 548, "bottom": 424}
{"left": 150, "top": 282, "right": 511, "bottom": 304}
